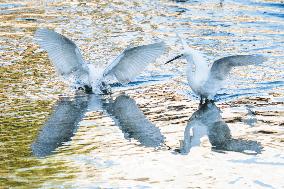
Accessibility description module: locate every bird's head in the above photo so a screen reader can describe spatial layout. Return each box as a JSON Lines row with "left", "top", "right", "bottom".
{"left": 165, "top": 48, "right": 195, "bottom": 64}
{"left": 165, "top": 53, "right": 184, "bottom": 64}
{"left": 165, "top": 32, "right": 196, "bottom": 64}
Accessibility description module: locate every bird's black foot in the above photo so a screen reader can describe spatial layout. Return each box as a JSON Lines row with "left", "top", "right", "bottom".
{"left": 77, "top": 85, "right": 93, "bottom": 94}
{"left": 101, "top": 88, "right": 112, "bottom": 95}
{"left": 204, "top": 98, "right": 215, "bottom": 104}
{"left": 199, "top": 96, "right": 204, "bottom": 107}
{"left": 84, "top": 85, "right": 93, "bottom": 94}
{"left": 199, "top": 97, "right": 215, "bottom": 107}
{"left": 100, "top": 82, "right": 112, "bottom": 95}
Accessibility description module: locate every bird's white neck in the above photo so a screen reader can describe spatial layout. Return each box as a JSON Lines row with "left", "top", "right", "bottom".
{"left": 184, "top": 48, "right": 211, "bottom": 94}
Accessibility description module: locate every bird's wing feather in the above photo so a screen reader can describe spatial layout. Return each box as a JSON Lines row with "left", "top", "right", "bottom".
{"left": 202, "top": 55, "right": 266, "bottom": 98}
{"left": 103, "top": 42, "right": 166, "bottom": 83}
{"left": 208, "top": 55, "right": 266, "bottom": 82}
{"left": 34, "top": 28, "right": 87, "bottom": 76}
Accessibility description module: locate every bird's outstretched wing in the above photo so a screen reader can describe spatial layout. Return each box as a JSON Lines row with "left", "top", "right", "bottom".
{"left": 209, "top": 55, "right": 266, "bottom": 82}
{"left": 34, "top": 28, "right": 87, "bottom": 77}
{"left": 203, "top": 55, "right": 266, "bottom": 98}
{"left": 103, "top": 42, "right": 166, "bottom": 83}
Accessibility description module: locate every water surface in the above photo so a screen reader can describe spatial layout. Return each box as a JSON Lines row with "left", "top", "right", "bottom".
{"left": 0, "top": 0, "right": 283, "bottom": 188}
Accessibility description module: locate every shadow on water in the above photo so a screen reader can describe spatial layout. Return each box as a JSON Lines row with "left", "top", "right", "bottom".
{"left": 178, "top": 101, "right": 263, "bottom": 155}
{"left": 32, "top": 94, "right": 165, "bottom": 157}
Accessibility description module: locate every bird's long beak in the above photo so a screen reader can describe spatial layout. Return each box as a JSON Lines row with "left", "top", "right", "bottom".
{"left": 165, "top": 54, "right": 183, "bottom": 64}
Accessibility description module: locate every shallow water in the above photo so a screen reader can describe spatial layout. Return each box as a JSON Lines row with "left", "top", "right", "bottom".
{"left": 0, "top": 0, "right": 283, "bottom": 188}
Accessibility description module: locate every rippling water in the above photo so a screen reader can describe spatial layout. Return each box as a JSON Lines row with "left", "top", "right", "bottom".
{"left": 0, "top": 0, "right": 283, "bottom": 188}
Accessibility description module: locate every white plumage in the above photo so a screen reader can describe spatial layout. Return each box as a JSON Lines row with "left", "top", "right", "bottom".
{"left": 103, "top": 43, "right": 167, "bottom": 84}
{"left": 166, "top": 35, "right": 267, "bottom": 101}
{"left": 34, "top": 28, "right": 166, "bottom": 93}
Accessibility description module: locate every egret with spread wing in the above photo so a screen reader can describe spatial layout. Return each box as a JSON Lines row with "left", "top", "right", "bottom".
{"left": 166, "top": 35, "right": 266, "bottom": 103}
{"left": 34, "top": 28, "right": 166, "bottom": 94}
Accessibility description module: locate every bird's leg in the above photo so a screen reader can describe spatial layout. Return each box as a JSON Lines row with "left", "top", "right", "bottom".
{"left": 101, "top": 88, "right": 112, "bottom": 95}
{"left": 199, "top": 96, "right": 203, "bottom": 107}
{"left": 205, "top": 98, "right": 210, "bottom": 104}
{"left": 105, "top": 88, "right": 113, "bottom": 95}
{"left": 84, "top": 85, "right": 93, "bottom": 94}
{"left": 100, "top": 81, "right": 112, "bottom": 95}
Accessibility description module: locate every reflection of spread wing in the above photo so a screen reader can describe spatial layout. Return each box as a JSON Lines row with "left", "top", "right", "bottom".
{"left": 103, "top": 42, "right": 166, "bottom": 83}
{"left": 105, "top": 94, "right": 165, "bottom": 147}
{"left": 34, "top": 28, "right": 88, "bottom": 77}
{"left": 208, "top": 121, "right": 263, "bottom": 154}
{"left": 31, "top": 96, "right": 88, "bottom": 157}
{"left": 218, "top": 138, "right": 263, "bottom": 154}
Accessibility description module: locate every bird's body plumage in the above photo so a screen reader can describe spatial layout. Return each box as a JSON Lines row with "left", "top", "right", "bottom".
{"left": 183, "top": 48, "right": 211, "bottom": 98}
{"left": 34, "top": 28, "right": 166, "bottom": 93}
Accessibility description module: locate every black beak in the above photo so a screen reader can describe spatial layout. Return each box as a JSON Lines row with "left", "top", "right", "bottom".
{"left": 165, "top": 54, "right": 183, "bottom": 64}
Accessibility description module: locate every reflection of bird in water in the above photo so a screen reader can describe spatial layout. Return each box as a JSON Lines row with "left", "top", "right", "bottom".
{"left": 104, "top": 94, "right": 165, "bottom": 148}
{"left": 34, "top": 28, "right": 166, "bottom": 94}
{"left": 31, "top": 95, "right": 90, "bottom": 157}
{"left": 32, "top": 94, "right": 165, "bottom": 157}
{"left": 179, "top": 101, "right": 263, "bottom": 154}
{"left": 32, "top": 94, "right": 105, "bottom": 157}
{"left": 166, "top": 34, "right": 266, "bottom": 104}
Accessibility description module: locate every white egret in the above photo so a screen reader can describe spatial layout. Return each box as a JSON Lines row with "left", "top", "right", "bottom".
{"left": 34, "top": 28, "right": 166, "bottom": 94}
{"left": 166, "top": 35, "right": 267, "bottom": 103}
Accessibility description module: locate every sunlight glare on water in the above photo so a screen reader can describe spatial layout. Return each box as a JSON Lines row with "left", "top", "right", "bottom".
{"left": 0, "top": 0, "right": 283, "bottom": 188}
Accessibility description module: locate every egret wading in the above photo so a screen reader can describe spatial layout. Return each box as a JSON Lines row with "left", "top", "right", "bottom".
{"left": 34, "top": 28, "right": 166, "bottom": 94}
{"left": 166, "top": 35, "right": 266, "bottom": 104}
